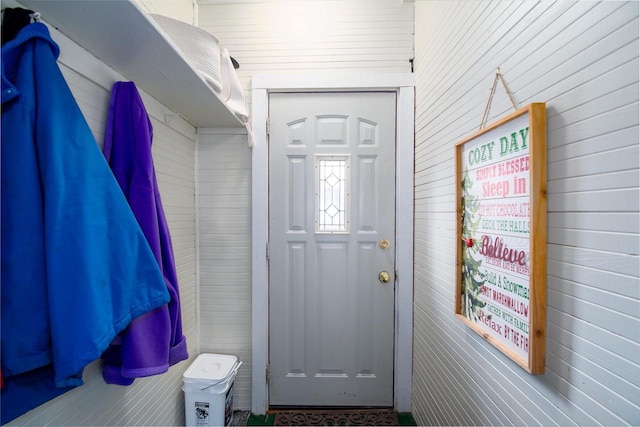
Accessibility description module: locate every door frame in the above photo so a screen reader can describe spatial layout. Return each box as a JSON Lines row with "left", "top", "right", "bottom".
{"left": 251, "top": 74, "right": 414, "bottom": 414}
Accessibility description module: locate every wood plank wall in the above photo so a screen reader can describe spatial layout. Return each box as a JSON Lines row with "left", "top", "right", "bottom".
{"left": 197, "top": 0, "right": 414, "bottom": 104}
{"left": 6, "top": 5, "right": 199, "bottom": 425}
{"left": 195, "top": 0, "right": 415, "bottom": 410}
{"left": 413, "top": 1, "right": 639, "bottom": 425}
{"left": 197, "top": 131, "right": 253, "bottom": 410}
{"left": 137, "top": 0, "right": 196, "bottom": 25}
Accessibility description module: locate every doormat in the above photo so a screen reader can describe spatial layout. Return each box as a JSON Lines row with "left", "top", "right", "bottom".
{"left": 232, "top": 410, "right": 251, "bottom": 426}
{"left": 274, "top": 409, "right": 399, "bottom": 426}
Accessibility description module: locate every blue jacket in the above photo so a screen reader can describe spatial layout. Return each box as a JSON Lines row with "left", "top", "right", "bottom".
{"left": 1, "top": 23, "right": 170, "bottom": 422}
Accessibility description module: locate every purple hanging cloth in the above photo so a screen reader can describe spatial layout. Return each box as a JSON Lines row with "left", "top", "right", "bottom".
{"left": 101, "top": 81, "right": 188, "bottom": 385}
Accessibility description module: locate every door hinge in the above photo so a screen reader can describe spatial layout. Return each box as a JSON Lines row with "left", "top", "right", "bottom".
{"left": 266, "top": 242, "right": 270, "bottom": 261}
{"left": 266, "top": 118, "right": 270, "bottom": 135}
{"left": 266, "top": 364, "right": 270, "bottom": 383}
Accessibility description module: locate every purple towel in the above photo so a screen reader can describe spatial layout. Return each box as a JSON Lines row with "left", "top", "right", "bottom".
{"left": 102, "top": 82, "right": 188, "bottom": 385}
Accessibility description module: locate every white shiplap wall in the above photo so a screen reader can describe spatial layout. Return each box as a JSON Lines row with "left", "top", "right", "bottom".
{"left": 197, "top": 132, "right": 253, "bottom": 410}
{"left": 137, "top": 0, "right": 196, "bottom": 25}
{"left": 195, "top": 0, "right": 415, "bottom": 410}
{"left": 6, "top": 12, "right": 198, "bottom": 427}
{"left": 197, "top": 0, "right": 414, "bottom": 96}
{"left": 413, "top": 1, "right": 639, "bottom": 426}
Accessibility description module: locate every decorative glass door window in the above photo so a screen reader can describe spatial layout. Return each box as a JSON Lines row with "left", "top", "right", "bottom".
{"left": 315, "top": 155, "right": 350, "bottom": 233}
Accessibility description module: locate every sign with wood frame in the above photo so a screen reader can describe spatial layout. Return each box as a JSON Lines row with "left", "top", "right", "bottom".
{"left": 455, "top": 103, "right": 547, "bottom": 374}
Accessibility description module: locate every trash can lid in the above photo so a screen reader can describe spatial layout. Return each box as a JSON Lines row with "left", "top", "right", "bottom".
{"left": 184, "top": 353, "right": 238, "bottom": 382}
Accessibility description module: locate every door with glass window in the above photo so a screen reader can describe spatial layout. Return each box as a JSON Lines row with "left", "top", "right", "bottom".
{"left": 268, "top": 92, "right": 396, "bottom": 406}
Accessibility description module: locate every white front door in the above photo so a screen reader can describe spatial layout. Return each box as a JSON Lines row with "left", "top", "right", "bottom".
{"left": 268, "top": 92, "right": 397, "bottom": 407}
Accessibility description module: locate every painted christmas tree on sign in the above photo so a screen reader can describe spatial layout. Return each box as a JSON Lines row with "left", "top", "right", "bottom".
{"left": 460, "top": 169, "right": 485, "bottom": 322}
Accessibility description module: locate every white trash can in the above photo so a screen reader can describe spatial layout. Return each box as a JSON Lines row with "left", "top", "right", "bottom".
{"left": 183, "top": 354, "right": 242, "bottom": 427}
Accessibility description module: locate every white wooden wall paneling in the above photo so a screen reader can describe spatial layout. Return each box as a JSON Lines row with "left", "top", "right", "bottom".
{"left": 415, "top": 2, "right": 588, "bottom": 148}
{"left": 417, "top": 305, "right": 561, "bottom": 426}
{"left": 416, "top": 11, "right": 634, "bottom": 211}
{"left": 198, "top": 0, "right": 414, "bottom": 86}
{"left": 136, "top": 0, "right": 195, "bottom": 25}
{"left": 413, "top": 0, "right": 638, "bottom": 426}
{"left": 545, "top": 309, "right": 639, "bottom": 391}
{"left": 414, "top": 0, "right": 541, "bottom": 130}
{"left": 416, "top": 281, "right": 601, "bottom": 426}
{"left": 196, "top": 133, "right": 252, "bottom": 410}
{"left": 548, "top": 244, "right": 638, "bottom": 277}
{"left": 196, "top": 1, "right": 415, "bottom": 411}
{"left": 548, "top": 267, "right": 638, "bottom": 316}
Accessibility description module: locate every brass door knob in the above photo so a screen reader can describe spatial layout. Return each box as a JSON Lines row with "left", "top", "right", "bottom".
{"left": 378, "top": 271, "right": 391, "bottom": 283}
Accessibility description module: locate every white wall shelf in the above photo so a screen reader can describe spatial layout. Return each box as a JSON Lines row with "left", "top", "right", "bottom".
{"left": 18, "top": 0, "right": 244, "bottom": 128}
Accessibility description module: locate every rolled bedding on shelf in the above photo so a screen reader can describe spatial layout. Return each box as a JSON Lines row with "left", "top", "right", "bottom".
{"left": 151, "top": 14, "right": 223, "bottom": 94}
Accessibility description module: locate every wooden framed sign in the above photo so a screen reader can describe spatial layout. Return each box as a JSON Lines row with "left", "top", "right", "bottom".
{"left": 455, "top": 103, "right": 547, "bottom": 374}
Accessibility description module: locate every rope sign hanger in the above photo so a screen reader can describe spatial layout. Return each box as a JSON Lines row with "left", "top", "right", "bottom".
{"left": 480, "top": 67, "right": 519, "bottom": 130}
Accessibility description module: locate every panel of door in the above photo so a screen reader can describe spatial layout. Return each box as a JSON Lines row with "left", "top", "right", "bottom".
{"left": 268, "top": 91, "right": 397, "bottom": 407}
